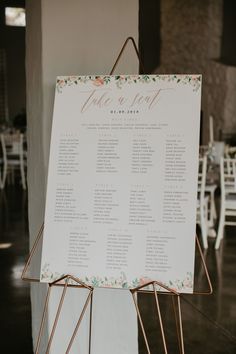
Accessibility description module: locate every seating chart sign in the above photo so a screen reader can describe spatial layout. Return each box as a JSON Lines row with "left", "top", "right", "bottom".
{"left": 40, "top": 75, "right": 201, "bottom": 293}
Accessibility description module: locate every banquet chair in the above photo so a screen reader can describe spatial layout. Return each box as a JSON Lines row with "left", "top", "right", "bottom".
{"left": 205, "top": 156, "right": 218, "bottom": 236}
{"left": 224, "top": 145, "right": 236, "bottom": 158}
{"left": 215, "top": 157, "right": 236, "bottom": 249}
{"left": 199, "top": 145, "right": 218, "bottom": 233}
{"left": 0, "top": 133, "right": 26, "bottom": 190}
{"left": 212, "top": 141, "right": 225, "bottom": 165}
{"left": 197, "top": 156, "right": 209, "bottom": 249}
{"left": 199, "top": 145, "right": 209, "bottom": 158}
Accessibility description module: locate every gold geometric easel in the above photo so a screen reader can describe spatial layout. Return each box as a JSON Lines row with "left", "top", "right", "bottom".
{"left": 131, "top": 281, "right": 181, "bottom": 354}
{"left": 22, "top": 223, "right": 212, "bottom": 354}
{"left": 36, "top": 276, "right": 92, "bottom": 354}
{"left": 21, "top": 224, "right": 94, "bottom": 354}
{"left": 109, "top": 36, "right": 145, "bottom": 74}
{"left": 130, "top": 236, "right": 213, "bottom": 354}
{"left": 22, "top": 37, "right": 213, "bottom": 353}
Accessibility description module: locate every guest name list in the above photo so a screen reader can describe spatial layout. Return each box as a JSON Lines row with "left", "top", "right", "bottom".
{"left": 40, "top": 75, "right": 201, "bottom": 293}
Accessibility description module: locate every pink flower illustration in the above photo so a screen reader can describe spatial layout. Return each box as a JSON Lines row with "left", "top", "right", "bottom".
{"left": 93, "top": 77, "right": 104, "bottom": 86}
{"left": 183, "top": 279, "right": 192, "bottom": 288}
{"left": 139, "top": 277, "right": 152, "bottom": 286}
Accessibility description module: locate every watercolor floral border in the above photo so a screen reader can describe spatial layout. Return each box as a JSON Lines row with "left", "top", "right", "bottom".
{"left": 41, "top": 263, "right": 193, "bottom": 292}
{"left": 56, "top": 74, "right": 201, "bottom": 93}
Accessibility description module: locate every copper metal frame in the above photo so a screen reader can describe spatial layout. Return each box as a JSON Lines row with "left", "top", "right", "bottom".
{"left": 22, "top": 37, "right": 213, "bottom": 353}
{"left": 192, "top": 235, "right": 213, "bottom": 295}
{"left": 130, "top": 235, "right": 213, "bottom": 354}
{"left": 22, "top": 222, "right": 212, "bottom": 354}
{"left": 109, "top": 36, "right": 145, "bottom": 75}
{"left": 35, "top": 275, "right": 93, "bottom": 354}
{"left": 131, "top": 281, "right": 183, "bottom": 354}
{"left": 21, "top": 222, "right": 44, "bottom": 282}
{"left": 21, "top": 224, "right": 94, "bottom": 354}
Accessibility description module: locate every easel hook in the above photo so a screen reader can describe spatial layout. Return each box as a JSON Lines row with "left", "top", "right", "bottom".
{"left": 110, "top": 36, "right": 145, "bottom": 75}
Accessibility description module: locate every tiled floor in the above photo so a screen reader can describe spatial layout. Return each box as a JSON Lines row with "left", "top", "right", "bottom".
{"left": 0, "top": 186, "right": 236, "bottom": 353}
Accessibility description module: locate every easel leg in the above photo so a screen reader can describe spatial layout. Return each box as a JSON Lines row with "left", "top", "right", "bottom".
{"left": 172, "top": 296, "right": 185, "bottom": 354}
{"left": 131, "top": 291, "right": 151, "bottom": 354}
{"left": 153, "top": 287, "right": 168, "bottom": 354}
{"left": 88, "top": 291, "right": 93, "bottom": 354}
{"left": 177, "top": 296, "right": 185, "bottom": 354}
{"left": 46, "top": 278, "right": 69, "bottom": 353}
{"left": 65, "top": 289, "right": 93, "bottom": 353}
{"left": 172, "top": 296, "right": 181, "bottom": 354}
{"left": 35, "top": 285, "right": 52, "bottom": 354}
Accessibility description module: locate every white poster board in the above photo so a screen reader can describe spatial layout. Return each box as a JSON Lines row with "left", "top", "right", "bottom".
{"left": 40, "top": 75, "right": 201, "bottom": 293}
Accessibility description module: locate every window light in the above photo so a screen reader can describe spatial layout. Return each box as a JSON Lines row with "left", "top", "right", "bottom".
{"left": 5, "top": 7, "right": 26, "bottom": 27}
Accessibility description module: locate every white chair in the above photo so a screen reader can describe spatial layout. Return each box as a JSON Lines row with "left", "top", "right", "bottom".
{"left": 205, "top": 158, "right": 218, "bottom": 236}
{"left": 197, "top": 156, "right": 209, "bottom": 249}
{"left": 212, "top": 141, "right": 225, "bottom": 165}
{"left": 205, "top": 183, "right": 217, "bottom": 236}
{"left": 224, "top": 145, "right": 236, "bottom": 158}
{"left": 215, "top": 157, "right": 236, "bottom": 249}
{"left": 199, "top": 145, "right": 209, "bottom": 158}
{"left": 0, "top": 133, "right": 26, "bottom": 190}
{"left": 209, "top": 115, "right": 214, "bottom": 145}
{"left": 199, "top": 146, "right": 218, "bottom": 234}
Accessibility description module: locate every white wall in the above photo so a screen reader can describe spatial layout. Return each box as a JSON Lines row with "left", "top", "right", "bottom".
{"left": 41, "top": 0, "right": 139, "bottom": 172}
{"left": 26, "top": 0, "right": 139, "bottom": 353}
